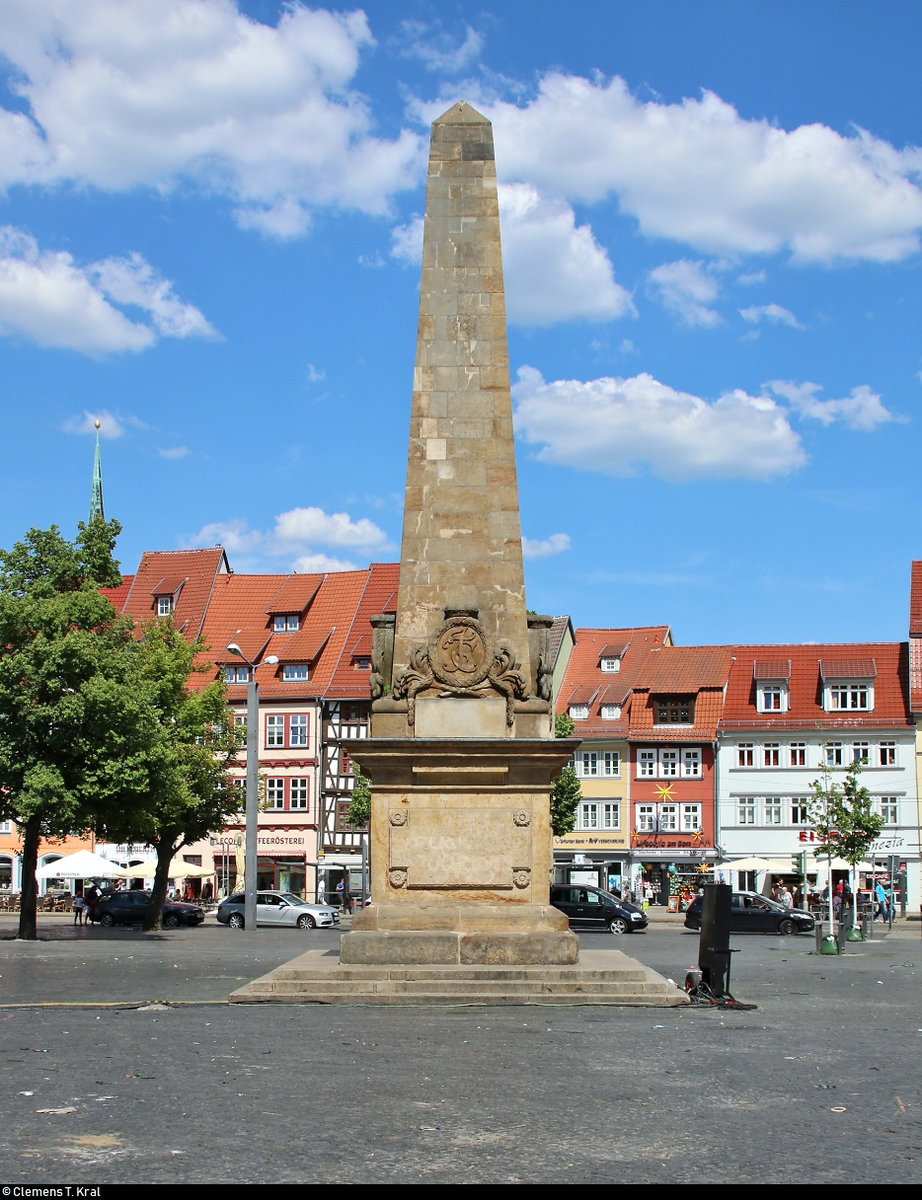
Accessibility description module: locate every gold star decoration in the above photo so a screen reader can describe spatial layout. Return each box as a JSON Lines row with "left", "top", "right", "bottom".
{"left": 654, "top": 783, "right": 675, "bottom": 800}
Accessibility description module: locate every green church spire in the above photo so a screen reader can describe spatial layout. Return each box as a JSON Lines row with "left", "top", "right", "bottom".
{"left": 89, "top": 418, "right": 105, "bottom": 522}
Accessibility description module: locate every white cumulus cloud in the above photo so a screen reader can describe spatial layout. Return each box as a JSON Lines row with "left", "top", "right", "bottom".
{"left": 648, "top": 259, "right": 722, "bottom": 327}
{"left": 486, "top": 73, "right": 922, "bottom": 263}
{"left": 523, "top": 533, "right": 571, "bottom": 558}
{"left": 740, "top": 303, "right": 803, "bottom": 329}
{"left": 512, "top": 365, "right": 806, "bottom": 482}
{"left": 0, "top": 226, "right": 215, "bottom": 354}
{"left": 767, "top": 380, "right": 899, "bottom": 431}
{"left": 0, "top": 0, "right": 424, "bottom": 238}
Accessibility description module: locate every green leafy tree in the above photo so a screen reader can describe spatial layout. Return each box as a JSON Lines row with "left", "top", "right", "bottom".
{"left": 0, "top": 521, "right": 153, "bottom": 940}
{"left": 550, "top": 712, "right": 582, "bottom": 837}
{"left": 99, "top": 621, "right": 242, "bottom": 931}
{"left": 345, "top": 766, "right": 372, "bottom": 829}
{"left": 808, "top": 755, "right": 883, "bottom": 927}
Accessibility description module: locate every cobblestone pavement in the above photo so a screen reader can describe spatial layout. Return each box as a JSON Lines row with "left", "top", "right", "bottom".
{"left": 1, "top": 913, "right": 920, "bottom": 1184}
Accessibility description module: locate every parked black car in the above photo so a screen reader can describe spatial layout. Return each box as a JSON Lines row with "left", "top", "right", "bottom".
{"left": 683, "top": 890, "right": 815, "bottom": 936}
{"left": 550, "top": 884, "right": 649, "bottom": 934}
{"left": 85, "top": 889, "right": 205, "bottom": 929}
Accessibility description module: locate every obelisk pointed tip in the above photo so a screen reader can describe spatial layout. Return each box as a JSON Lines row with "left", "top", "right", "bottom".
{"left": 434, "top": 99, "right": 490, "bottom": 126}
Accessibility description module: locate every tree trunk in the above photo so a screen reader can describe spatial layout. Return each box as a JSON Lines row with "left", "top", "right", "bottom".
{"left": 17, "top": 815, "right": 41, "bottom": 941}
{"left": 143, "top": 839, "right": 179, "bottom": 931}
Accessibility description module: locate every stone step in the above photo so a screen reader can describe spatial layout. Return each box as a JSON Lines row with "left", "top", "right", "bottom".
{"left": 228, "top": 957, "right": 688, "bottom": 1006}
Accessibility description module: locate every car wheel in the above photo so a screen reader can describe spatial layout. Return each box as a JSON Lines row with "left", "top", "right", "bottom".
{"left": 778, "top": 918, "right": 798, "bottom": 936}
{"left": 609, "top": 916, "right": 629, "bottom": 934}
{"left": 298, "top": 914, "right": 316, "bottom": 929}
{"left": 100, "top": 912, "right": 114, "bottom": 928}
{"left": 163, "top": 913, "right": 180, "bottom": 929}
{"left": 228, "top": 913, "right": 245, "bottom": 929}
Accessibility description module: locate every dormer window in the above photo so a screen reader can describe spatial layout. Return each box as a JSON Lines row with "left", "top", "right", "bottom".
{"left": 600, "top": 656, "right": 621, "bottom": 673}
{"left": 157, "top": 596, "right": 173, "bottom": 616}
{"left": 568, "top": 704, "right": 589, "bottom": 720}
{"left": 283, "top": 664, "right": 309, "bottom": 682}
{"left": 224, "top": 666, "right": 250, "bottom": 683}
{"left": 654, "top": 695, "right": 694, "bottom": 725}
{"left": 757, "top": 682, "right": 788, "bottom": 713}
{"left": 827, "top": 681, "right": 872, "bottom": 711}
{"left": 600, "top": 703, "right": 621, "bottom": 720}
{"left": 274, "top": 614, "right": 300, "bottom": 632}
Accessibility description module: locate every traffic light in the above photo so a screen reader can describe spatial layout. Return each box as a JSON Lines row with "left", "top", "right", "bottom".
{"left": 791, "top": 852, "right": 806, "bottom": 877}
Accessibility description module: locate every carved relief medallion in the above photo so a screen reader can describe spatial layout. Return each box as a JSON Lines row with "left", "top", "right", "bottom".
{"left": 429, "top": 616, "right": 490, "bottom": 689}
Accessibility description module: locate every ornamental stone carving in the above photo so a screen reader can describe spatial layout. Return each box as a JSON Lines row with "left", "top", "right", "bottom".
{"left": 512, "top": 810, "right": 530, "bottom": 827}
{"left": 389, "top": 810, "right": 408, "bottom": 826}
{"left": 392, "top": 613, "right": 532, "bottom": 727}
{"left": 512, "top": 869, "right": 531, "bottom": 889}
{"left": 388, "top": 868, "right": 408, "bottom": 889}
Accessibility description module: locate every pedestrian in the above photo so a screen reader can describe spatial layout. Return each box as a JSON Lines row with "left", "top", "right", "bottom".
{"left": 874, "top": 880, "right": 889, "bottom": 922}
{"left": 780, "top": 883, "right": 793, "bottom": 908}
{"left": 73, "top": 892, "right": 85, "bottom": 925}
{"left": 335, "top": 878, "right": 345, "bottom": 909}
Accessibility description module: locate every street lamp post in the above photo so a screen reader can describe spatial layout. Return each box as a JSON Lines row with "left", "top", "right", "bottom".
{"left": 227, "top": 640, "right": 278, "bottom": 932}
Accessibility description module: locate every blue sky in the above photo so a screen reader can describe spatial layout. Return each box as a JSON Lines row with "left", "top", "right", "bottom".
{"left": 2, "top": 1, "right": 921, "bottom": 646}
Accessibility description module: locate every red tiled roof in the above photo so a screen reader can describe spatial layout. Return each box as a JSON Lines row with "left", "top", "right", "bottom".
{"left": 324, "top": 562, "right": 400, "bottom": 700}
{"left": 819, "top": 657, "right": 877, "bottom": 679}
{"left": 100, "top": 575, "right": 133, "bottom": 611}
{"left": 150, "top": 575, "right": 187, "bottom": 597}
{"left": 753, "top": 658, "right": 791, "bottom": 680}
{"left": 599, "top": 643, "right": 627, "bottom": 659}
{"left": 721, "top": 642, "right": 910, "bottom": 730}
{"left": 910, "top": 561, "right": 922, "bottom": 636}
{"left": 265, "top": 575, "right": 323, "bottom": 616}
{"left": 556, "top": 625, "right": 672, "bottom": 737}
{"left": 627, "top": 645, "right": 732, "bottom": 741}
{"left": 115, "top": 547, "right": 228, "bottom": 641}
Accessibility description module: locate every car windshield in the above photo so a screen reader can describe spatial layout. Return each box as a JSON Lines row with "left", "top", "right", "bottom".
{"left": 280, "top": 892, "right": 308, "bottom": 906}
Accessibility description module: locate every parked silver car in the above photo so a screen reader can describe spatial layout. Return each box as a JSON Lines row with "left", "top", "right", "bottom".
{"left": 216, "top": 890, "right": 341, "bottom": 930}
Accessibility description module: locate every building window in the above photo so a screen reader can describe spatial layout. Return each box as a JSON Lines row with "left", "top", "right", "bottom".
{"left": 680, "top": 804, "right": 701, "bottom": 832}
{"left": 659, "top": 750, "right": 679, "bottom": 777}
{"left": 575, "top": 751, "right": 599, "bottom": 777}
{"left": 826, "top": 682, "right": 872, "bottom": 712}
{"left": 825, "top": 742, "right": 843, "bottom": 767}
{"left": 789, "top": 743, "right": 806, "bottom": 767}
{"left": 764, "top": 799, "right": 782, "bottom": 825}
{"left": 0, "top": 820, "right": 12, "bottom": 834}
{"left": 659, "top": 804, "right": 678, "bottom": 831}
{"left": 282, "top": 664, "right": 309, "bottom": 682}
{"left": 877, "top": 797, "right": 898, "bottom": 824}
{"left": 601, "top": 750, "right": 620, "bottom": 777}
{"left": 851, "top": 741, "right": 869, "bottom": 764}
{"left": 681, "top": 749, "right": 701, "bottom": 778}
{"left": 224, "top": 666, "right": 249, "bottom": 684}
{"left": 738, "top": 798, "right": 756, "bottom": 825}
{"left": 600, "top": 704, "right": 621, "bottom": 720}
{"left": 289, "top": 778, "right": 310, "bottom": 810}
{"left": 568, "top": 704, "right": 589, "bottom": 720}
{"left": 738, "top": 743, "right": 754, "bottom": 768}
{"left": 654, "top": 696, "right": 694, "bottom": 724}
{"left": 335, "top": 799, "right": 366, "bottom": 831}
{"left": 638, "top": 750, "right": 656, "bottom": 777}
{"left": 578, "top": 801, "right": 620, "bottom": 831}
{"left": 636, "top": 804, "right": 656, "bottom": 832}
{"left": 600, "top": 656, "right": 621, "bottom": 673}
{"left": 763, "top": 743, "right": 780, "bottom": 768}
{"left": 879, "top": 741, "right": 896, "bottom": 766}
{"left": 757, "top": 683, "right": 787, "bottom": 713}
{"left": 266, "top": 778, "right": 285, "bottom": 810}
{"left": 274, "top": 615, "right": 300, "bottom": 632}
{"left": 791, "top": 800, "right": 810, "bottom": 825}
{"left": 266, "top": 714, "right": 285, "bottom": 747}
{"left": 157, "top": 595, "right": 173, "bottom": 616}
{"left": 289, "top": 714, "right": 309, "bottom": 748}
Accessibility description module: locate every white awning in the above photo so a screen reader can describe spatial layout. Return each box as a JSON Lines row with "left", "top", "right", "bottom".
{"left": 315, "top": 854, "right": 364, "bottom": 869}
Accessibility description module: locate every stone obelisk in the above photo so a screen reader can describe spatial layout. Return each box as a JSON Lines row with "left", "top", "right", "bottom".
{"left": 341, "top": 100, "right": 578, "bottom": 966}
{"left": 229, "top": 103, "right": 686, "bottom": 1003}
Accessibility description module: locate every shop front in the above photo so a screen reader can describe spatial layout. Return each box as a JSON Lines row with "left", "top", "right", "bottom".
{"left": 211, "top": 829, "right": 312, "bottom": 899}
{"left": 553, "top": 832, "right": 629, "bottom": 899}
{"left": 630, "top": 844, "right": 720, "bottom": 910}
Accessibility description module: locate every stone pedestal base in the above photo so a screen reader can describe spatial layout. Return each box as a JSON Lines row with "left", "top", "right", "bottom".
{"left": 341, "top": 902, "right": 578, "bottom": 965}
